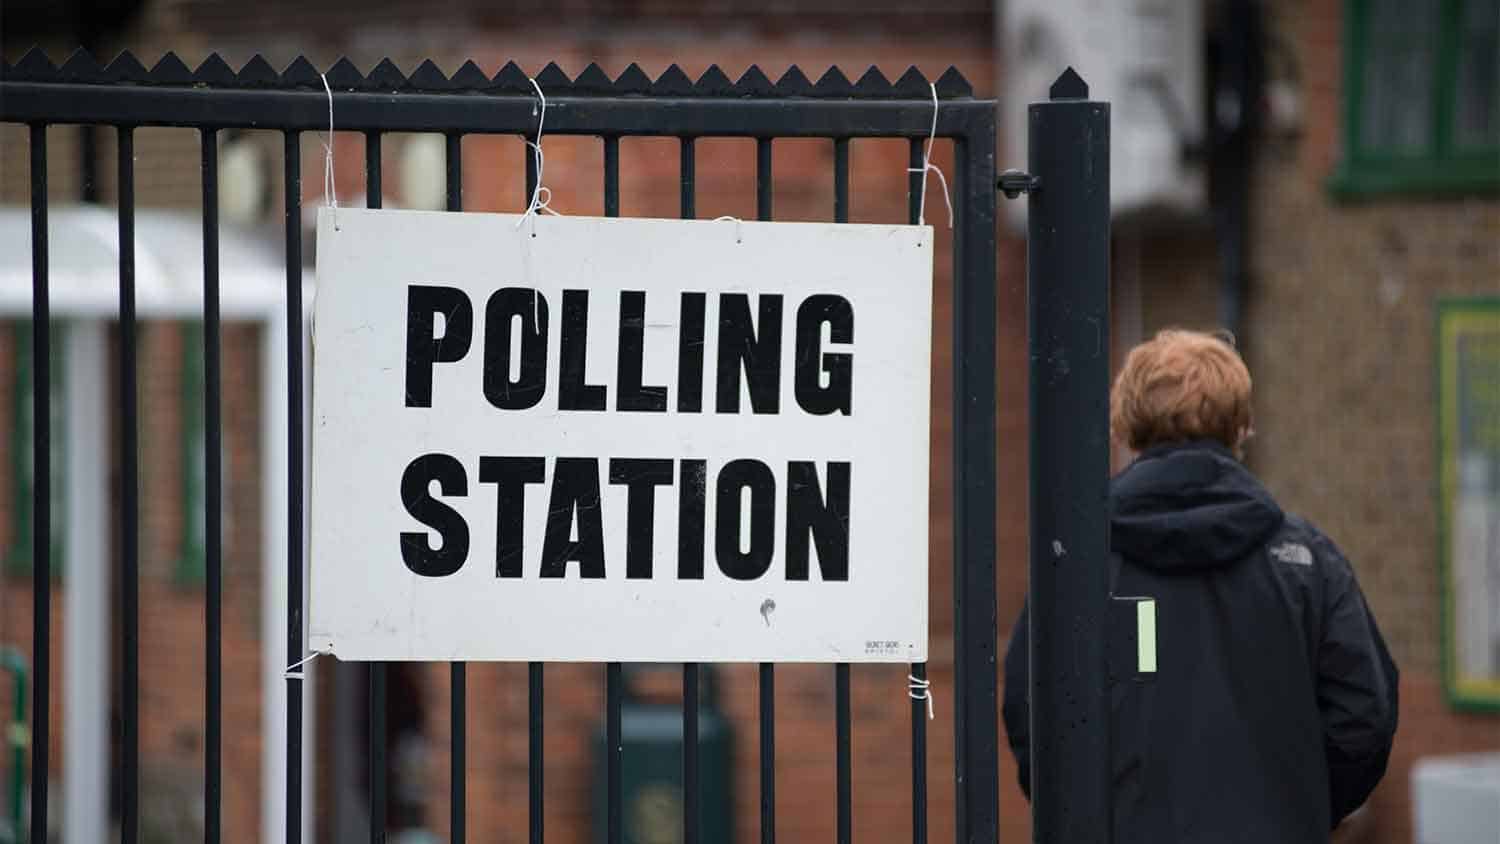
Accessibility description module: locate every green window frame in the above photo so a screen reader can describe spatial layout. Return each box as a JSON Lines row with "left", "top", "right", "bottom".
{"left": 6, "top": 320, "right": 67, "bottom": 578}
{"left": 1332, "top": 0, "right": 1500, "bottom": 198}
{"left": 1436, "top": 298, "right": 1500, "bottom": 712}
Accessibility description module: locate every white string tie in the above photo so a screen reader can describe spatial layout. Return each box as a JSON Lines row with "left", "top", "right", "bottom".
{"left": 711, "top": 215, "right": 744, "bottom": 244}
{"left": 906, "top": 81, "right": 953, "bottom": 230}
{"left": 319, "top": 72, "right": 340, "bottom": 231}
{"left": 285, "top": 648, "right": 332, "bottom": 680}
{"left": 517, "top": 76, "right": 562, "bottom": 232}
{"left": 908, "top": 674, "right": 935, "bottom": 720}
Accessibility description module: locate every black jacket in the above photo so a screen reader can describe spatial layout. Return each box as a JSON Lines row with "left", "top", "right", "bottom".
{"left": 1002, "top": 441, "right": 1398, "bottom": 843}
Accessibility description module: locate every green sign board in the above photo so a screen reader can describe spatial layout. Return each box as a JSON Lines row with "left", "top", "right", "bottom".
{"left": 1438, "top": 299, "right": 1500, "bottom": 711}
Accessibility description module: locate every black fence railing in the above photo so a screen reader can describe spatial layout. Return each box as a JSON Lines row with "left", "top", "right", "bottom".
{"left": 0, "top": 49, "right": 1008, "bottom": 844}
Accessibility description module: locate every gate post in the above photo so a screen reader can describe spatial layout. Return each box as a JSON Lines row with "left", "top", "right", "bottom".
{"left": 955, "top": 97, "right": 1001, "bottom": 844}
{"left": 1026, "top": 68, "right": 1111, "bottom": 843}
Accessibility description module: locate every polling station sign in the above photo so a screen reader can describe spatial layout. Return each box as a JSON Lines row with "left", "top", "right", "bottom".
{"left": 308, "top": 208, "right": 932, "bottom": 663}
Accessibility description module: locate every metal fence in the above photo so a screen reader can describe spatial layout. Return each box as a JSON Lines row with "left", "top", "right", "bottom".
{"left": 1, "top": 48, "right": 1000, "bottom": 844}
{"left": 1, "top": 47, "right": 1113, "bottom": 844}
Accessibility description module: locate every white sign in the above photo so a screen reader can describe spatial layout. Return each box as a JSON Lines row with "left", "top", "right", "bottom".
{"left": 308, "top": 208, "right": 932, "bottom": 663}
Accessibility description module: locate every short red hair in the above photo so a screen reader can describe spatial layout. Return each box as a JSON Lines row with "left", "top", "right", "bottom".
{"left": 1110, "top": 329, "right": 1252, "bottom": 455}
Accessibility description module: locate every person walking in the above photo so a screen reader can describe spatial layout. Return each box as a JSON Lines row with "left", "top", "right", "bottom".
{"left": 1003, "top": 328, "right": 1399, "bottom": 842}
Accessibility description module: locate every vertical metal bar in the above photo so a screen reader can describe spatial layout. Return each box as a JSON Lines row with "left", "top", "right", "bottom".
{"left": 832, "top": 136, "right": 853, "bottom": 844}
{"left": 755, "top": 136, "right": 776, "bottom": 844}
{"left": 606, "top": 663, "right": 622, "bottom": 844}
{"left": 370, "top": 661, "right": 386, "bottom": 844}
{"left": 450, "top": 658, "right": 465, "bottom": 844}
{"left": 1026, "top": 77, "right": 1111, "bottom": 844}
{"left": 907, "top": 139, "right": 923, "bottom": 224}
{"left": 906, "top": 138, "right": 929, "bottom": 844}
{"left": 682, "top": 664, "right": 699, "bottom": 844}
{"left": 525, "top": 130, "right": 539, "bottom": 208}
{"left": 79, "top": 125, "right": 99, "bottom": 203}
{"left": 284, "top": 129, "right": 306, "bottom": 844}
{"left": 755, "top": 138, "right": 773, "bottom": 222}
{"left": 758, "top": 664, "right": 775, "bottom": 844}
{"left": 448, "top": 667, "right": 467, "bottom": 844}
{"left": 955, "top": 116, "right": 1001, "bottom": 844}
{"left": 201, "top": 127, "right": 224, "bottom": 844}
{"left": 909, "top": 662, "right": 928, "bottom": 844}
{"left": 603, "top": 136, "right": 620, "bottom": 218}
{"left": 118, "top": 124, "right": 141, "bottom": 844}
{"left": 602, "top": 133, "right": 624, "bottom": 844}
{"left": 26, "top": 122, "right": 50, "bottom": 844}
{"left": 366, "top": 132, "right": 383, "bottom": 211}
{"left": 443, "top": 130, "right": 467, "bottom": 844}
{"left": 444, "top": 132, "right": 461, "bottom": 208}
{"left": 834, "top": 664, "right": 851, "bottom": 844}
{"left": 679, "top": 137, "right": 696, "bottom": 220}
{"left": 833, "top": 138, "right": 850, "bottom": 223}
{"left": 528, "top": 662, "right": 543, "bottom": 844}
{"left": 524, "top": 134, "right": 545, "bottom": 844}
{"left": 678, "top": 135, "right": 701, "bottom": 844}
{"left": 364, "top": 131, "right": 388, "bottom": 844}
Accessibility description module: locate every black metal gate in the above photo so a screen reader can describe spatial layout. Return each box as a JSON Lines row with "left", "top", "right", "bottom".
{"left": 1, "top": 47, "right": 1114, "bottom": 844}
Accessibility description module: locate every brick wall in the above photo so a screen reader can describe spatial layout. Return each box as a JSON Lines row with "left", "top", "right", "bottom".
{"left": 1247, "top": 1, "right": 1500, "bottom": 839}
{"left": 1120, "top": 0, "right": 1500, "bottom": 840}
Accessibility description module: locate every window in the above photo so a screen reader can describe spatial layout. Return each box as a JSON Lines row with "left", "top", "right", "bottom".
{"left": 6, "top": 320, "right": 67, "bottom": 577}
{"left": 1334, "top": 0, "right": 1500, "bottom": 197}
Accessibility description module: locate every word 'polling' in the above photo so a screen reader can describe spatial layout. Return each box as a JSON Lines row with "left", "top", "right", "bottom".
{"left": 405, "top": 286, "right": 855, "bottom": 415}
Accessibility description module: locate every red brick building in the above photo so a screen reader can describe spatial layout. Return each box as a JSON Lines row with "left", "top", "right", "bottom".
{"left": 1, "top": 1, "right": 1496, "bottom": 842}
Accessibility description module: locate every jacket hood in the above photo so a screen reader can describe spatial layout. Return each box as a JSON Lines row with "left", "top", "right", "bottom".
{"left": 1110, "top": 441, "right": 1284, "bottom": 572}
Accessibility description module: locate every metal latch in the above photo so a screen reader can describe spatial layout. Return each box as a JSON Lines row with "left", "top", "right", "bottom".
{"left": 997, "top": 169, "right": 1040, "bottom": 199}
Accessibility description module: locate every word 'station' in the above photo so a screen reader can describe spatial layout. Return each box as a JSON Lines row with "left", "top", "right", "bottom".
{"left": 309, "top": 209, "right": 933, "bottom": 662}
